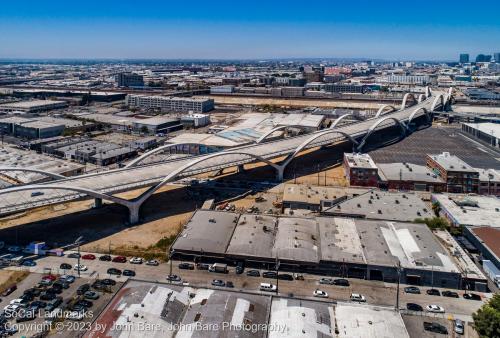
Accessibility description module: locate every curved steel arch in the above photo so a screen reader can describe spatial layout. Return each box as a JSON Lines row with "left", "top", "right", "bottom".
{"left": 279, "top": 129, "right": 359, "bottom": 173}
{"left": 431, "top": 93, "right": 445, "bottom": 111}
{"left": 407, "top": 107, "right": 430, "bottom": 126}
{"left": 330, "top": 113, "right": 353, "bottom": 129}
{"left": 356, "top": 116, "right": 407, "bottom": 152}
{"left": 256, "top": 125, "right": 310, "bottom": 144}
{"left": 375, "top": 105, "right": 396, "bottom": 119}
{"left": 401, "top": 93, "right": 417, "bottom": 110}
{"left": 136, "top": 150, "right": 282, "bottom": 205}
{"left": 0, "top": 167, "right": 65, "bottom": 181}
{"left": 125, "top": 143, "right": 218, "bottom": 168}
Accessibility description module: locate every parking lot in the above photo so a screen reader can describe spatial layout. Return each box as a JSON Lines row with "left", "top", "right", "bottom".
{"left": 0, "top": 249, "right": 489, "bottom": 337}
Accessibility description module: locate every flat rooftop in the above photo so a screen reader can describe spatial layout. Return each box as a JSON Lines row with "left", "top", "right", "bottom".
{"left": 428, "top": 152, "right": 475, "bottom": 172}
{"left": 174, "top": 211, "right": 460, "bottom": 272}
{"left": 378, "top": 162, "right": 444, "bottom": 183}
{"left": 283, "top": 184, "right": 370, "bottom": 205}
{"left": 432, "top": 193, "right": 500, "bottom": 228}
{"left": 323, "top": 190, "right": 433, "bottom": 222}
{"left": 172, "top": 210, "right": 239, "bottom": 254}
{"left": 0, "top": 99, "right": 66, "bottom": 109}
{"left": 469, "top": 226, "right": 500, "bottom": 259}
{"left": 463, "top": 122, "right": 500, "bottom": 138}
{"left": 344, "top": 153, "right": 377, "bottom": 169}
{"left": 88, "top": 280, "right": 271, "bottom": 338}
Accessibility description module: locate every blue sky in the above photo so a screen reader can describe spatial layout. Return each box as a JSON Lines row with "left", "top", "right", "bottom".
{"left": 1, "top": 0, "right": 499, "bottom": 60}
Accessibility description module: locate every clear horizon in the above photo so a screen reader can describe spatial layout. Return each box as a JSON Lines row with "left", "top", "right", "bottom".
{"left": 1, "top": 0, "right": 499, "bottom": 60}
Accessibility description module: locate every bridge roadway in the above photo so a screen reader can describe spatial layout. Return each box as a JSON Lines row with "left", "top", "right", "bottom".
{"left": 0, "top": 91, "right": 447, "bottom": 218}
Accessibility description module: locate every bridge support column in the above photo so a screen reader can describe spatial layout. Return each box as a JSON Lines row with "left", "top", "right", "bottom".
{"left": 237, "top": 164, "right": 245, "bottom": 173}
{"left": 94, "top": 198, "right": 102, "bottom": 208}
{"left": 276, "top": 166, "right": 285, "bottom": 182}
{"left": 128, "top": 204, "right": 140, "bottom": 225}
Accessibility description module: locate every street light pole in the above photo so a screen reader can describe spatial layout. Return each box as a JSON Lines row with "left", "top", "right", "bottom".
{"left": 275, "top": 256, "right": 279, "bottom": 294}
{"left": 395, "top": 262, "right": 401, "bottom": 311}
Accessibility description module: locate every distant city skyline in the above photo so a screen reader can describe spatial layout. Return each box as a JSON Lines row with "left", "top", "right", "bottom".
{"left": 1, "top": 0, "right": 499, "bottom": 60}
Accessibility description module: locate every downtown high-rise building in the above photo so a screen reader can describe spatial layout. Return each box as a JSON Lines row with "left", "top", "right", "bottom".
{"left": 476, "top": 54, "right": 492, "bottom": 62}
{"left": 459, "top": 53, "right": 469, "bottom": 63}
{"left": 494, "top": 53, "right": 500, "bottom": 62}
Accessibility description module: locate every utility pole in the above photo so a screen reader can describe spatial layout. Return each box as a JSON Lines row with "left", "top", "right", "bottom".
{"left": 275, "top": 256, "right": 279, "bottom": 294}
{"left": 169, "top": 250, "right": 173, "bottom": 284}
{"left": 77, "top": 241, "right": 81, "bottom": 278}
{"left": 395, "top": 262, "right": 401, "bottom": 311}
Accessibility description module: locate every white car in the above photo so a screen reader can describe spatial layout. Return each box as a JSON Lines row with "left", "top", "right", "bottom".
{"left": 426, "top": 304, "right": 445, "bottom": 313}
{"left": 3, "top": 304, "right": 23, "bottom": 315}
{"left": 350, "top": 293, "right": 366, "bottom": 302}
{"left": 313, "top": 290, "right": 328, "bottom": 298}
{"left": 129, "top": 257, "right": 143, "bottom": 264}
{"left": 74, "top": 264, "right": 88, "bottom": 271}
{"left": 145, "top": 259, "right": 159, "bottom": 266}
{"left": 9, "top": 299, "right": 25, "bottom": 305}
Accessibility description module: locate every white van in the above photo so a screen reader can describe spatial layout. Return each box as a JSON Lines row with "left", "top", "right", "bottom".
{"left": 259, "top": 283, "right": 277, "bottom": 292}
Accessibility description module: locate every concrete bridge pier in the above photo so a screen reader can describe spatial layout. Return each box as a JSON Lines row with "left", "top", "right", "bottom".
{"left": 93, "top": 198, "right": 103, "bottom": 208}
{"left": 237, "top": 164, "right": 245, "bottom": 173}
{"left": 128, "top": 204, "right": 140, "bottom": 225}
{"left": 276, "top": 165, "right": 285, "bottom": 182}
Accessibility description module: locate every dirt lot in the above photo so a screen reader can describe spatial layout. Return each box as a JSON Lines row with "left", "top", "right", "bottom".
{"left": 0, "top": 270, "right": 29, "bottom": 293}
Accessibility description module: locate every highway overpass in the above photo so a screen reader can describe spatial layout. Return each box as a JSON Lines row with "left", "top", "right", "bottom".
{"left": 0, "top": 88, "right": 451, "bottom": 223}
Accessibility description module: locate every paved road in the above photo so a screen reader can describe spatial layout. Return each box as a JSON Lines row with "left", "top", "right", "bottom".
{"left": 0, "top": 92, "right": 445, "bottom": 215}
{"left": 4, "top": 249, "right": 485, "bottom": 319}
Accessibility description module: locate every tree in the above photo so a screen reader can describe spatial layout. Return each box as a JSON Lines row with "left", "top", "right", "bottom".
{"left": 473, "top": 293, "right": 500, "bottom": 338}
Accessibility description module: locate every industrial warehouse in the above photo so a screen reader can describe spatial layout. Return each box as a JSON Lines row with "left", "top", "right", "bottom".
{"left": 172, "top": 209, "right": 487, "bottom": 290}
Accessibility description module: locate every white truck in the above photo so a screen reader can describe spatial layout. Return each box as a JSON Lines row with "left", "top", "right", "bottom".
{"left": 208, "top": 263, "right": 228, "bottom": 273}
{"left": 483, "top": 260, "right": 500, "bottom": 288}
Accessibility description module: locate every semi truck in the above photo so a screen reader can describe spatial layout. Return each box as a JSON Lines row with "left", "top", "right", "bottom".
{"left": 483, "top": 260, "right": 500, "bottom": 288}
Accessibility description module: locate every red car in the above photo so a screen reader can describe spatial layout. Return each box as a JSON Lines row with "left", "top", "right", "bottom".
{"left": 42, "top": 274, "right": 57, "bottom": 281}
{"left": 1, "top": 284, "right": 17, "bottom": 297}
{"left": 82, "top": 254, "right": 96, "bottom": 260}
{"left": 112, "top": 256, "right": 127, "bottom": 263}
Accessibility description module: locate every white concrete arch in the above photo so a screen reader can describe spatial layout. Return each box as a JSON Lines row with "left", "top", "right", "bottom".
{"left": 418, "top": 94, "right": 425, "bottom": 103}
{"left": 125, "top": 143, "right": 218, "bottom": 168}
{"left": 277, "top": 129, "right": 359, "bottom": 178}
{"left": 401, "top": 93, "right": 417, "bottom": 110}
{"left": 136, "top": 151, "right": 283, "bottom": 206}
{"left": 431, "top": 93, "right": 445, "bottom": 111}
{"left": 330, "top": 113, "right": 354, "bottom": 129}
{"left": 356, "top": 116, "right": 407, "bottom": 152}
{"left": 406, "top": 107, "right": 430, "bottom": 126}
{"left": 0, "top": 167, "right": 65, "bottom": 181}
{"left": 256, "top": 125, "right": 310, "bottom": 144}
{"left": 425, "top": 86, "right": 431, "bottom": 98}
{"left": 375, "top": 105, "right": 396, "bottom": 118}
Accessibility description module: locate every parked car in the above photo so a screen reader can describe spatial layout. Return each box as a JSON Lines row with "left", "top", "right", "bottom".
{"left": 100, "top": 278, "right": 117, "bottom": 286}
{"left": 404, "top": 286, "right": 420, "bottom": 294}
{"left": 350, "top": 293, "right": 366, "bottom": 302}
{"left": 424, "top": 322, "right": 448, "bottom": 334}
{"left": 463, "top": 293, "right": 481, "bottom": 301}
{"left": 225, "top": 281, "right": 234, "bottom": 288}
{"left": 426, "top": 304, "right": 445, "bottom": 313}
{"left": 22, "top": 260, "right": 36, "bottom": 267}
{"left": 45, "top": 297, "right": 62, "bottom": 312}
{"left": 259, "top": 283, "right": 277, "bottom": 292}
{"left": 40, "top": 292, "right": 56, "bottom": 301}
{"left": 426, "top": 289, "right": 441, "bottom": 296}
{"left": 30, "top": 300, "right": 47, "bottom": 309}
{"left": 454, "top": 319, "right": 464, "bottom": 335}
{"left": 7, "top": 246, "right": 22, "bottom": 253}
{"left": 262, "top": 271, "right": 277, "bottom": 279}
{"left": 442, "top": 291, "right": 459, "bottom": 298}
{"left": 129, "top": 257, "right": 143, "bottom": 264}
{"left": 76, "top": 284, "right": 90, "bottom": 295}
{"left": 60, "top": 263, "right": 72, "bottom": 270}
{"left": 319, "top": 278, "right": 334, "bottom": 285}
{"left": 211, "top": 279, "right": 225, "bottom": 287}
{"left": 123, "top": 269, "right": 136, "bottom": 277}
{"left": 166, "top": 274, "right": 181, "bottom": 282}
{"left": 84, "top": 291, "right": 100, "bottom": 300}
{"left": 42, "top": 274, "right": 57, "bottom": 281}
{"left": 107, "top": 268, "right": 121, "bottom": 275}
{"left": 47, "top": 287, "right": 62, "bottom": 295}
{"left": 294, "top": 274, "right": 305, "bottom": 281}
{"left": 246, "top": 270, "right": 260, "bottom": 277}
{"left": 178, "top": 262, "right": 195, "bottom": 270}
{"left": 67, "top": 253, "right": 81, "bottom": 259}
{"left": 406, "top": 303, "right": 423, "bottom": 311}
{"left": 1, "top": 285, "right": 17, "bottom": 297}
{"left": 333, "top": 278, "right": 350, "bottom": 286}
{"left": 59, "top": 275, "right": 75, "bottom": 283}
{"left": 146, "top": 259, "right": 159, "bottom": 266}
{"left": 235, "top": 262, "right": 245, "bottom": 274}
{"left": 74, "top": 264, "right": 87, "bottom": 272}
{"left": 82, "top": 254, "right": 96, "bottom": 260}
{"left": 75, "top": 299, "right": 93, "bottom": 308}
{"left": 112, "top": 256, "right": 127, "bottom": 263}
{"left": 313, "top": 290, "right": 328, "bottom": 298}
{"left": 99, "top": 255, "right": 112, "bottom": 261}
{"left": 196, "top": 263, "right": 210, "bottom": 270}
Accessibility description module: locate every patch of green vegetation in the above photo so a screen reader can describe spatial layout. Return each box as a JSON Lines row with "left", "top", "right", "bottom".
{"left": 413, "top": 216, "right": 462, "bottom": 235}
{"left": 473, "top": 293, "right": 500, "bottom": 338}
